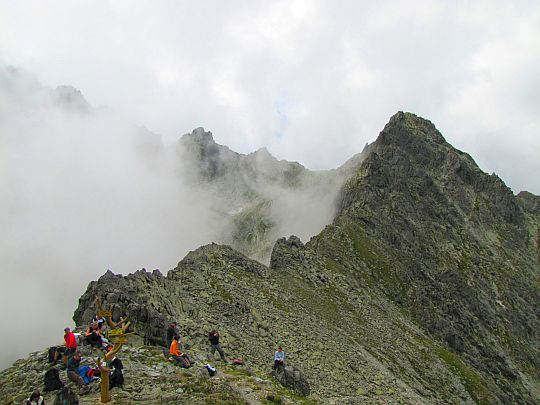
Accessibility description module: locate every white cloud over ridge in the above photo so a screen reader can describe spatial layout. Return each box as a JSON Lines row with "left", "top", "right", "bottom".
{"left": 0, "top": 66, "right": 343, "bottom": 369}
{"left": 0, "top": 66, "right": 229, "bottom": 368}
{"left": 0, "top": 0, "right": 538, "bottom": 193}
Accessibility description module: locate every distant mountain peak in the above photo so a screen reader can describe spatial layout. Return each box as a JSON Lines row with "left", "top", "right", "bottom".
{"left": 52, "top": 85, "right": 91, "bottom": 112}
{"left": 180, "top": 127, "right": 215, "bottom": 144}
{"left": 253, "top": 146, "right": 271, "bottom": 156}
{"left": 379, "top": 111, "right": 446, "bottom": 147}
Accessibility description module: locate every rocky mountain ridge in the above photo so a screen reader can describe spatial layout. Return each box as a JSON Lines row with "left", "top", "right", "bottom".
{"left": 1, "top": 112, "right": 538, "bottom": 404}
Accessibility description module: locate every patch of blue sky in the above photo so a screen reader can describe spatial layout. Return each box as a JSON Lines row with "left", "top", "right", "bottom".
{"left": 272, "top": 91, "right": 290, "bottom": 139}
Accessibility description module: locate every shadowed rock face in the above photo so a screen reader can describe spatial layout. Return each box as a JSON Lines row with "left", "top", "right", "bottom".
{"left": 71, "top": 112, "right": 539, "bottom": 403}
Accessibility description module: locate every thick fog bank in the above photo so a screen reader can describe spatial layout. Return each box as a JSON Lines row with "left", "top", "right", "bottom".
{"left": 0, "top": 67, "right": 225, "bottom": 368}
{"left": 0, "top": 67, "right": 344, "bottom": 369}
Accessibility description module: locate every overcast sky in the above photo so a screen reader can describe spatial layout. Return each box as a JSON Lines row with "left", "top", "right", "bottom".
{"left": 1, "top": 0, "right": 538, "bottom": 193}
{"left": 1, "top": 0, "right": 539, "bottom": 370}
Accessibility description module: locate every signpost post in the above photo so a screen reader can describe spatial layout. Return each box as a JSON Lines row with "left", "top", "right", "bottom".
{"left": 94, "top": 296, "right": 132, "bottom": 404}
{"left": 98, "top": 331, "right": 131, "bottom": 403}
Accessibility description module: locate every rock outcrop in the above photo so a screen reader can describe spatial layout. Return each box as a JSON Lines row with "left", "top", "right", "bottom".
{"left": 275, "top": 365, "right": 311, "bottom": 397}
{"left": 0, "top": 344, "right": 307, "bottom": 404}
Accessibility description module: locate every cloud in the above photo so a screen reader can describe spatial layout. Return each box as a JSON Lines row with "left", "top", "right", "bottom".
{"left": 0, "top": 66, "right": 228, "bottom": 368}
{"left": 0, "top": 66, "right": 346, "bottom": 368}
{"left": 0, "top": 1, "right": 538, "bottom": 195}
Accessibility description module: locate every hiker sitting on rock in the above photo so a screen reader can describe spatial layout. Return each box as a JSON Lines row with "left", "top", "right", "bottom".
{"left": 85, "top": 322, "right": 105, "bottom": 348}
{"left": 208, "top": 329, "right": 226, "bottom": 361}
{"left": 25, "top": 389, "right": 44, "bottom": 405}
{"left": 66, "top": 351, "right": 84, "bottom": 387}
{"left": 91, "top": 314, "right": 106, "bottom": 330}
{"left": 170, "top": 335, "right": 192, "bottom": 368}
{"left": 273, "top": 346, "right": 285, "bottom": 371}
{"left": 109, "top": 356, "right": 124, "bottom": 389}
{"left": 50, "top": 346, "right": 65, "bottom": 365}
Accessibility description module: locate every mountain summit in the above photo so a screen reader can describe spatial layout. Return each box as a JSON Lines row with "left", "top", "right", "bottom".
{"left": 1, "top": 112, "right": 538, "bottom": 404}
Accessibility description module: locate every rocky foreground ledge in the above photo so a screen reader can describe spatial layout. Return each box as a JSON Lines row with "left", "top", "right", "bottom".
{"left": 0, "top": 341, "right": 316, "bottom": 405}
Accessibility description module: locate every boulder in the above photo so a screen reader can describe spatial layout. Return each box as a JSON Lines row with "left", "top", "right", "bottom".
{"left": 276, "top": 365, "right": 310, "bottom": 397}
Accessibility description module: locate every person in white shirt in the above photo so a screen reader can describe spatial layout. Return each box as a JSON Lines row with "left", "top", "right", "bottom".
{"left": 274, "top": 346, "right": 285, "bottom": 370}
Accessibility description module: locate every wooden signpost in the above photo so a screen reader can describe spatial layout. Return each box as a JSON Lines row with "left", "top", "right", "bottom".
{"left": 94, "top": 296, "right": 132, "bottom": 403}
{"left": 97, "top": 310, "right": 112, "bottom": 318}
{"left": 108, "top": 328, "right": 125, "bottom": 337}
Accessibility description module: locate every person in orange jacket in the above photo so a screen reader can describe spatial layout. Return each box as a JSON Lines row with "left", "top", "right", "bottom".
{"left": 169, "top": 335, "right": 192, "bottom": 368}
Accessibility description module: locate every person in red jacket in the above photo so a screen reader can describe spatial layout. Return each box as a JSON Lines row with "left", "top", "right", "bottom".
{"left": 63, "top": 327, "right": 77, "bottom": 365}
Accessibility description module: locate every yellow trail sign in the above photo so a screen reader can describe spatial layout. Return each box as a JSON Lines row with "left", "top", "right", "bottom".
{"left": 97, "top": 310, "right": 112, "bottom": 318}
{"left": 111, "top": 336, "right": 128, "bottom": 344}
{"left": 108, "top": 328, "right": 124, "bottom": 337}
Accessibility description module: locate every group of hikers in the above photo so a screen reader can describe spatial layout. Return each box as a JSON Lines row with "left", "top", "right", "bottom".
{"left": 29, "top": 317, "right": 286, "bottom": 404}
{"left": 165, "top": 321, "right": 285, "bottom": 372}
{"left": 39, "top": 314, "right": 126, "bottom": 403}
{"left": 165, "top": 322, "right": 228, "bottom": 368}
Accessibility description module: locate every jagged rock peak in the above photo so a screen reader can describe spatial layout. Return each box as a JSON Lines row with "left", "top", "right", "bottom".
{"left": 170, "top": 243, "right": 268, "bottom": 278}
{"left": 251, "top": 147, "right": 272, "bottom": 158}
{"left": 516, "top": 190, "right": 540, "bottom": 214}
{"left": 270, "top": 235, "right": 306, "bottom": 271}
{"left": 52, "top": 85, "right": 91, "bottom": 111}
{"left": 180, "top": 127, "right": 215, "bottom": 144}
{"left": 248, "top": 147, "right": 281, "bottom": 164}
{"left": 378, "top": 111, "right": 446, "bottom": 147}
{"left": 98, "top": 269, "right": 121, "bottom": 282}
{"left": 255, "top": 146, "right": 270, "bottom": 154}
{"left": 338, "top": 111, "right": 526, "bottom": 229}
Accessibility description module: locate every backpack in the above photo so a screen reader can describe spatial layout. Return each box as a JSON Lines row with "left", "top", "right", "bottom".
{"left": 205, "top": 364, "right": 216, "bottom": 376}
{"left": 110, "top": 357, "right": 123, "bottom": 370}
{"left": 78, "top": 365, "right": 96, "bottom": 385}
{"left": 87, "top": 367, "right": 100, "bottom": 379}
{"left": 110, "top": 369, "right": 124, "bottom": 388}
{"left": 43, "top": 368, "right": 64, "bottom": 392}
{"left": 47, "top": 347, "right": 57, "bottom": 363}
{"left": 53, "top": 386, "right": 78, "bottom": 405}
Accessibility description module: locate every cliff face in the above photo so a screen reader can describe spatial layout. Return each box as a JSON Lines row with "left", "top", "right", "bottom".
{"left": 3, "top": 112, "right": 537, "bottom": 404}
{"left": 70, "top": 113, "right": 539, "bottom": 404}
{"left": 314, "top": 112, "right": 539, "bottom": 402}
{"left": 334, "top": 112, "right": 539, "bottom": 382}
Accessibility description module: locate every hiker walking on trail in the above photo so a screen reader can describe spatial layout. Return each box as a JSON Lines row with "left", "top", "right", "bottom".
{"left": 169, "top": 335, "right": 192, "bottom": 368}
{"left": 208, "top": 329, "right": 226, "bottom": 361}
{"left": 166, "top": 321, "right": 179, "bottom": 348}
{"left": 66, "top": 351, "right": 84, "bottom": 387}
{"left": 25, "top": 389, "right": 45, "bottom": 405}
{"left": 273, "top": 346, "right": 285, "bottom": 370}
